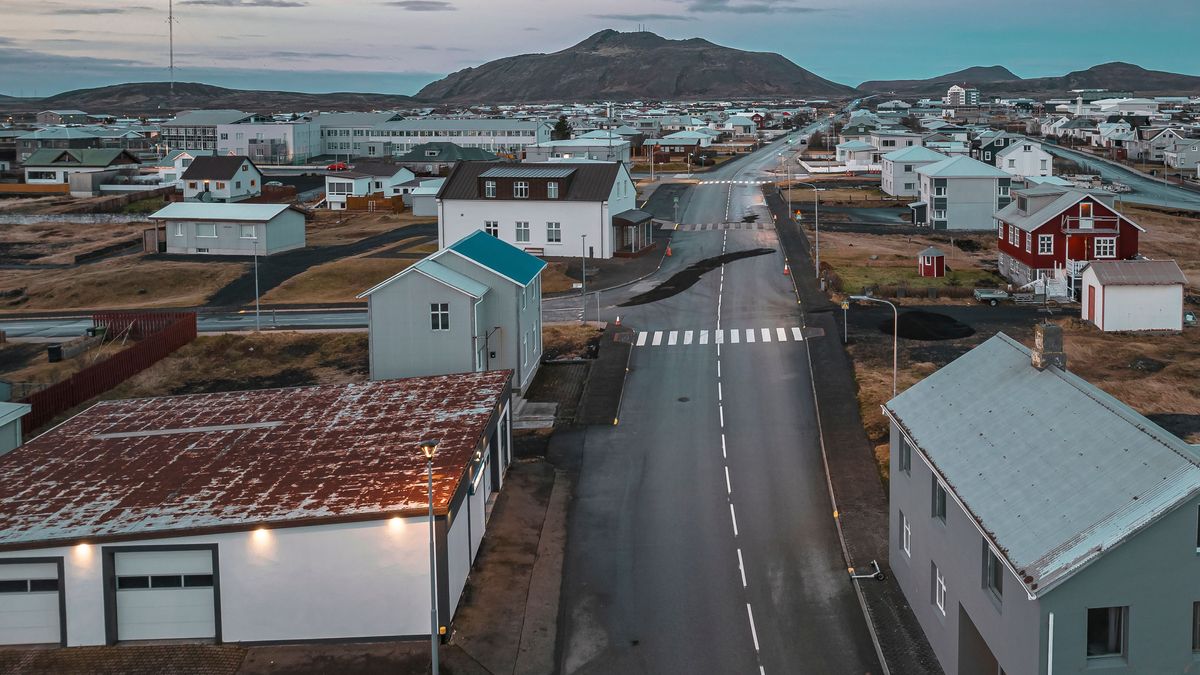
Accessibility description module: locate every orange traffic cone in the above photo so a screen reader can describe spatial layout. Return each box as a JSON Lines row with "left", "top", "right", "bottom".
{"left": 666, "top": 244, "right": 673, "bottom": 257}
{"left": 783, "top": 263, "right": 790, "bottom": 276}
{"left": 615, "top": 316, "right": 621, "bottom": 327}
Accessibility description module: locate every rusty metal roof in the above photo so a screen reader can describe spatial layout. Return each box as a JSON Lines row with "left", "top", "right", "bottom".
{"left": 0, "top": 371, "right": 511, "bottom": 549}
{"left": 1085, "top": 259, "right": 1187, "bottom": 286}
{"left": 885, "top": 334, "right": 1200, "bottom": 597}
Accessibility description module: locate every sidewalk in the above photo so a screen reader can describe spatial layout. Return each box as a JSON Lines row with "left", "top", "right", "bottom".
{"left": 766, "top": 187, "right": 943, "bottom": 674}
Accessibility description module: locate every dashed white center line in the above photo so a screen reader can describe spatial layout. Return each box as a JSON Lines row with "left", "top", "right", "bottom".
{"left": 737, "top": 548, "right": 747, "bottom": 588}
{"left": 729, "top": 503, "right": 739, "bottom": 537}
{"left": 724, "top": 465, "right": 732, "bottom": 495}
{"left": 717, "top": 382, "right": 723, "bottom": 401}
{"left": 719, "top": 405, "right": 724, "bottom": 428}
{"left": 721, "top": 433, "right": 727, "bottom": 458}
{"left": 746, "top": 604, "right": 760, "bottom": 651}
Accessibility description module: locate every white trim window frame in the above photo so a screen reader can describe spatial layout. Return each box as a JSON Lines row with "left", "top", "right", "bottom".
{"left": 901, "top": 512, "right": 912, "bottom": 557}
{"left": 195, "top": 223, "right": 218, "bottom": 238}
{"left": 1038, "top": 233, "right": 1054, "bottom": 255}
{"left": 1094, "top": 236, "right": 1117, "bottom": 259}
{"left": 515, "top": 221, "right": 530, "bottom": 243}
{"left": 513, "top": 181, "right": 529, "bottom": 199}
{"left": 546, "top": 221, "right": 561, "bottom": 243}
{"left": 547, "top": 181, "right": 559, "bottom": 199}
{"left": 430, "top": 302, "right": 450, "bottom": 331}
{"left": 484, "top": 180, "right": 496, "bottom": 198}
{"left": 484, "top": 221, "right": 498, "bottom": 237}
{"left": 934, "top": 565, "right": 947, "bottom": 615}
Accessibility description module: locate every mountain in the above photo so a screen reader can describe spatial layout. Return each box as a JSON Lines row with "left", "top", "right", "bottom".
{"left": 416, "top": 30, "right": 856, "bottom": 103}
{"left": 858, "top": 62, "right": 1200, "bottom": 97}
{"left": 3, "top": 82, "right": 416, "bottom": 115}
{"left": 858, "top": 66, "right": 1020, "bottom": 94}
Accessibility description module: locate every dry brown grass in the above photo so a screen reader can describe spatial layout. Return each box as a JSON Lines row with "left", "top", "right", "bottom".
{"left": 542, "top": 322, "right": 602, "bottom": 359}
{"left": 0, "top": 257, "right": 246, "bottom": 312}
{"left": 0, "top": 341, "right": 127, "bottom": 387}
{"left": 540, "top": 262, "right": 577, "bottom": 294}
{"left": 1125, "top": 206, "right": 1200, "bottom": 292}
{"left": 786, "top": 186, "right": 894, "bottom": 205}
{"left": 106, "top": 331, "right": 369, "bottom": 400}
{"left": 305, "top": 211, "right": 432, "bottom": 247}
{"left": 0, "top": 220, "right": 151, "bottom": 264}
{"left": 261, "top": 256, "right": 414, "bottom": 304}
{"left": 820, "top": 231, "right": 1001, "bottom": 300}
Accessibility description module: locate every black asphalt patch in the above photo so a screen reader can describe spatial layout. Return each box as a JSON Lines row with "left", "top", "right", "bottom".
{"left": 886, "top": 310, "right": 976, "bottom": 341}
{"left": 619, "top": 248, "right": 773, "bottom": 307}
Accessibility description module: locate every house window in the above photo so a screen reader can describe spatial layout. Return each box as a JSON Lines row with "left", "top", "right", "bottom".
{"left": 547, "top": 181, "right": 559, "bottom": 199}
{"left": 1040, "top": 159, "right": 1048, "bottom": 170}
{"left": 984, "top": 151, "right": 992, "bottom": 161}
{"left": 240, "top": 225, "right": 256, "bottom": 239}
{"left": 188, "top": 182, "right": 198, "bottom": 190}
{"left": 901, "top": 512, "right": 911, "bottom": 557}
{"left": 934, "top": 186, "right": 946, "bottom": 197}
{"left": 904, "top": 182, "right": 915, "bottom": 191}
{"left": 1017, "top": 195, "right": 1028, "bottom": 212}
{"left": 1094, "top": 237, "right": 1116, "bottom": 258}
{"left": 933, "top": 209, "right": 946, "bottom": 220}
{"left": 196, "top": 223, "right": 217, "bottom": 238}
{"left": 903, "top": 164, "right": 913, "bottom": 172}
{"left": 932, "top": 563, "right": 946, "bottom": 616}
{"left": 515, "top": 221, "right": 530, "bottom": 243}
{"left": 174, "top": 223, "right": 184, "bottom": 237}
{"left": 513, "top": 181, "right": 529, "bottom": 198}
{"left": 546, "top": 221, "right": 561, "bottom": 243}
{"left": 235, "top": 181, "right": 242, "bottom": 189}
{"left": 898, "top": 435, "right": 912, "bottom": 474}
{"left": 1086, "top": 606, "right": 1127, "bottom": 659}
{"left": 999, "top": 222, "right": 1005, "bottom": 241}
{"left": 1007, "top": 159, "right": 1016, "bottom": 168}
{"left": 484, "top": 181, "right": 496, "bottom": 198}
{"left": 484, "top": 221, "right": 499, "bottom": 237}
{"left": 931, "top": 480, "right": 947, "bottom": 521}
{"left": 998, "top": 185, "right": 1009, "bottom": 197}
{"left": 430, "top": 303, "right": 449, "bottom": 331}
{"left": 1038, "top": 234, "right": 1054, "bottom": 255}
{"left": 983, "top": 543, "right": 1004, "bottom": 601}
{"left": 216, "top": 182, "right": 226, "bottom": 190}
{"left": 1025, "top": 231, "right": 1032, "bottom": 253}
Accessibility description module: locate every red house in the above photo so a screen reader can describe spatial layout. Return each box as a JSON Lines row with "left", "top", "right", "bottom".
{"left": 751, "top": 113, "right": 766, "bottom": 130}
{"left": 918, "top": 246, "right": 946, "bottom": 277}
{"left": 994, "top": 185, "right": 1143, "bottom": 297}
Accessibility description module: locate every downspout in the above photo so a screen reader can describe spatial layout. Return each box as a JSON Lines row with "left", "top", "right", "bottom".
{"left": 1046, "top": 612, "right": 1054, "bottom": 675}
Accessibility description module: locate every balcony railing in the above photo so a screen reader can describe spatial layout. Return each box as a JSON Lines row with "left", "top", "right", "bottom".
{"left": 1061, "top": 215, "right": 1119, "bottom": 234}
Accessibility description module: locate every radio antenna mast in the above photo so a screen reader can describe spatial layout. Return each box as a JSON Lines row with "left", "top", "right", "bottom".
{"left": 168, "top": 0, "right": 177, "bottom": 94}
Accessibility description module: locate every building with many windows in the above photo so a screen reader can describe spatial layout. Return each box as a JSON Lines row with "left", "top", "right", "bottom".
{"left": 161, "top": 110, "right": 254, "bottom": 152}
{"left": 886, "top": 324, "right": 1200, "bottom": 675}
{"left": 368, "top": 118, "right": 553, "bottom": 156}
{"left": 910, "top": 155, "right": 1011, "bottom": 230}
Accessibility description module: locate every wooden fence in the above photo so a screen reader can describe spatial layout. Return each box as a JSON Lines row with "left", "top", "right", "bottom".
{"left": 20, "top": 312, "right": 197, "bottom": 434}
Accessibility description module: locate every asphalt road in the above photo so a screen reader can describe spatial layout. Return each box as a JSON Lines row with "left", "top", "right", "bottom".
{"left": 558, "top": 122, "right": 882, "bottom": 674}
{"left": 1043, "top": 143, "right": 1200, "bottom": 211}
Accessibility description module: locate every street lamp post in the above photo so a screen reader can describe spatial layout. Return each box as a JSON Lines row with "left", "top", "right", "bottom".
{"left": 850, "top": 295, "right": 898, "bottom": 398}
{"left": 252, "top": 233, "right": 261, "bottom": 332}
{"left": 580, "top": 234, "right": 587, "bottom": 321}
{"left": 419, "top": 439, "right": 441, "bottom": 675}
{"left": 793, "top": 181, "right": 821, "bottom": 279}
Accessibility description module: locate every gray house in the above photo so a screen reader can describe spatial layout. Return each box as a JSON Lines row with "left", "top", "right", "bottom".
{"left": 885, "top": 325, "right": 1200, "bottom": 675}
{"left": 358, "top": 231, "right": 546, "bottom": 394}
{"left": 149, "top": 202, "right": 307, "bottom": 256}
{"left": 0, "top": 402, "right": 30, "bottom": 456}
{"left": 912, "top": 155, "right": 1012, "bottom": 230}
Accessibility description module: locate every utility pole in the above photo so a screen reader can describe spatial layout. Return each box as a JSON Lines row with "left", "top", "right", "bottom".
{"left": 167, "top": 0, "right": 177, "bottom": 95}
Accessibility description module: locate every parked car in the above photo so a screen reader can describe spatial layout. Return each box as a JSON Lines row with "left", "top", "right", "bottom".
{"left": 326, "top": 162, "right": 349, "bottom": 171}
{"left": 1185, "top": 311, "right": 1197, "bottom": 327}
{"left": 973, "top": 288, "right": 1011, "bottom": 306}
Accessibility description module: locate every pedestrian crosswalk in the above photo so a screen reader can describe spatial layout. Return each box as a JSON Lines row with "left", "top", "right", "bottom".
{"left": 697, "top": 180, "right": 773, "bottom": 185}
{"left": 634, "top": 327, "right": 807, "bottom": 348}
{"left": 674, "top": 221, "right": 775, "bottom": 232}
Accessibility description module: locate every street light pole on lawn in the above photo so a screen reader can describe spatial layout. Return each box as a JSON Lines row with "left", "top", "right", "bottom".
{"left": 420, "top": 439, "right": 441, "bottom": 675}
{"left": 850, "top": 295, "right": 898, "bottom": 398}
{"left": 793, "top": 181, "right": 821, "bottom": 279}
{"left": 580, "top": 234, "right": 587, "bottom": 321}
{"left": 252, "top": 233, "right": 260, "bottom": 332}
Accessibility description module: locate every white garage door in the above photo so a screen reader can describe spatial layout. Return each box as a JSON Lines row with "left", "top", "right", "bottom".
{"left": 0, "top": 562, "right": 61, "bottom": 645}
{"left": 115, "top": 550, "right": 216, "bottom": 641}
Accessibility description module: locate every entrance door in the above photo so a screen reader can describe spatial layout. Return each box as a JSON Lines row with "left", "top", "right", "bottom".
{"left": 114, "top": 550, "right": 216, "bottom": 641}
{"left": 1087, "top": 286, "right": 1097, "bottom": 325}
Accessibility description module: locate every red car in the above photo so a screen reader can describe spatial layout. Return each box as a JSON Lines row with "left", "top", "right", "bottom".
{"left": 325, "top": 162, "right": 349, "bottom": 171}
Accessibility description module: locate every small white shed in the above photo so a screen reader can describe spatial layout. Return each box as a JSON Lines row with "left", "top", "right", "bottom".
{"left": 1081, "top": 260, "right": 1187, "bottom": 332}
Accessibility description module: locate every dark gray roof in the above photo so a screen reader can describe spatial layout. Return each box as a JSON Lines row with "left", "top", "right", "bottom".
{"left": 479, "top": 167, "right": 576, "bottom": 179}
{"left": 439, "top": 162, "right": 622, "bottom": 202}
{"left": 395, "top": 142, "right": 499, "bottom": 163}
{"left": 334, "top": 162, "right": 407, "bottom": 178}
{"left": 918, "top": 246, "right": 944, "bottom": 258}
{"left": 614, "top": 209, "right": 653, "bottom": 224}
{"left": 886, "top": 333, "right": 1200, "bottom": 597}
{"left": 181, "top": 156, "right": 258, "bottom": 181}
{"left": 1085, "top": 260, "right": 1187, "bottom": 286}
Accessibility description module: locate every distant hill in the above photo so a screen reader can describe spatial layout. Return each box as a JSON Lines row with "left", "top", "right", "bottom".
{"left": 858, "top": 66, "right": 1021, "bottom": 94}
{"left": 859, "top": 62, "right": 1200, "bottom": 97}
{"left": 5, "top": 82, "right": 416, "bottom": 115}
{"left": 416, "top": 30, "right": 857, "bottom": 103}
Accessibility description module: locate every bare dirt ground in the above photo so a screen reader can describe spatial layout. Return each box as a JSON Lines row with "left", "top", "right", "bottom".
{"left": 0, "top": 340, "right": 127, "bottom": 392}
{"left": 819, "top": 230, "right": 1002, "bottom": 300}
{"left": 542, "top": 322, "right": 602, "bottom": 360}
{"left": 1125, "top": 205, "right": 1200, "bottom": 293}
{"left": 260, "top": 256, "right": 414, "bottom": 304}
{"left": 305, "top": 210, "right": 432, "bottom": 247}
{"left": 0, "top": 220, "right": 151, "bottom": 265}
{"left": 0, "top": 257, "right": 246, "bottom": 312}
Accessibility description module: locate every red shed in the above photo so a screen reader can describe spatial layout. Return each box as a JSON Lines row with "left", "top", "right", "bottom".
{"left": 918, "top": 246, "right": 946, "bottom": 277}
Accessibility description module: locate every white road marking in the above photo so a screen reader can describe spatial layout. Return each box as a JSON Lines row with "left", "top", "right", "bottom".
{"left": 777, "top": 327, "right": 787, "bottom": 342}
{"left": 716, "top": 360, "right": 721, "bottom": 377}
{"left": 729, "top": 503, "right": 739, "bottom": 536}
{"left": 745, "top": 329, "right": 755, "bottom": 343}
{"left": 636, "top": 332, "right": 648, "bottom": 347}
{"left": 761, "top": 328, "right": 771, "bottom": 342}
{"left": 715, "top": 329, "right": 725, "bottom": 344}
{"left": 747, "top": 604, "right": 761, "bottom": 652}
{"left": 737, "top": 548, "right": 747, "bottom": 587}
{"left": 684, "top": 330, "right": 694, "bottom": 345}
{"left": 667, "top": 331, "right": 678, "bottom": 346}
{"left": 651, "top": 331, "right": 663, "bottom": 346}
{"left": 721, "top": 433, "right": 727, "bottom": 458}
{"left": 717, "top": 382, "right": 723, "bottom": 401}
{"left": 724, "top": 465, "right": 732, "bottom": 495}
{"left": 719, "top": 405, "right": 724, "bottom": 428}
{"left": 791, "top": 327, "right": 804, "bottom": 341}
{"left": 730, "top": 329, "right": 740, "bottom": 344}
{"left": 700, "top": 330, "right": 710, "bottom": 344}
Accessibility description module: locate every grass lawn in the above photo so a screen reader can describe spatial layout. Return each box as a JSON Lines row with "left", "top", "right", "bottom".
{"left": 121, "top": 197, "right": 168, "bottom": 215}
{"left": 0, "top": 341, "right": 128, "bottom": 390}
{"left": 305, "top": 211, "right": 433, "bottom": 247}
{"left": 0, "top": 220, "right": 152, "bottom": 265}
{"left": 0, "top": 257, "right": 246, "bottom": 312}
{"left": 260, "top": 256, "right": 413, "bottom": 304}
{"left": 818, "top": 230, "right": 1002, "bottom": 299}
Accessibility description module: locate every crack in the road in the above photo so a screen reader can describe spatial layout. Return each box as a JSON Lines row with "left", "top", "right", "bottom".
{"left": 618, "top": 248, "right": 774, "bottom": 307}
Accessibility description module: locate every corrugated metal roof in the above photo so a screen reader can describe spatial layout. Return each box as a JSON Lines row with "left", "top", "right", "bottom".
{"left": 0, "top": 402, "right": 30, "bottom": 429}
{"left": 882, "top": 146, "right": 947, "bottom": 163}
{"left": 918, "top": 246, "right": 944, "bottom": 257}
{"left": 447, "top": 230, "right": 546, "bottom": 287}
{"left": 1085, "top": 260, "right": 1187, "bottom": 286}
{"left": 886, "top": 333, "right": 1200, "bottom": 597}
{"left": 479, "top": 167, "right": 576, "bottom": 179}
{"left": 149, "top": 202, "right": 293, "bottom": 222}
{"left": 916, "top": 155, "right": 1010, "bottom": 178}
{"left": 412, "top": 259, "right": 490, "bottom": 298}
{"left": 163, "top": 110, "right": 253, "bottom": 127}
{"left": 23, "top": 148, "right": 140, "bottom": 168}
{"left": 0, "top": 372, "right": 511, "bottom": 548}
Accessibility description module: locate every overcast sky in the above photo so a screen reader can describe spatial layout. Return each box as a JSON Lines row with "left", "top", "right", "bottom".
{"left": 2, "top": 0, "right": 1197, "bottom": 96}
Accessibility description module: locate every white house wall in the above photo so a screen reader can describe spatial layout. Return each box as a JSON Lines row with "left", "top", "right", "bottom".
{"left": 367, "top": 272, "right": 479, "bottom": 381}
{"left": 1091, "top": 284, "right": 1183, "bottom": 332}
{"left": 440, "top": 200, "right": 615, "bottom": 258}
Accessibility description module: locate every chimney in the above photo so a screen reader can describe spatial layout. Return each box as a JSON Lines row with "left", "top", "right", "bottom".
{"left": 1032, "top": 323, "right": 1066, "bottom": 371}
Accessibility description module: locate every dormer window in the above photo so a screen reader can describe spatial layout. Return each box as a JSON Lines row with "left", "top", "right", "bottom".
{"left": 425, "top": 150, "right": 439, "bottom": 157}
{"left": 484, "top": 181, "right": 496, "bottom": 198}
{"left": 547, "top": 181, "right": 559, "bottom": 199}
{"left": 1017, "top": 196, "right": 1028, "bottom": 213}
{"left": 514, "top": 181, "right": 529, "bottom": 199}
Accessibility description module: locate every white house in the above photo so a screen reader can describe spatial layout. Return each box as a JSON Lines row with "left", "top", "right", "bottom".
{"left": 1081, "top": 260, "right": 1187, "bottom": 332}
{"left": 912, "top": 155, "right": 1011, "bottom": 230}
{"left": 216, "top": 118, "right": 321, "bottom": 165}
{"left": 150, "top": 202, "right": 307, "bottom": 256}
{"left": 0, "top": 402, "right": 30, "bottom": 456}
{"left": 147, "top": 149, "right": 214, "bottom": 187}
{"left": 22, "top": 149, "right": 141, "bottom": 184}
{"left": 835, "top": 140, "right": 879, "bottom": 172}
{"left": 324, "top": 163, "right": 416, "bottom": 210}
{"left": 1163, "top": 140, "right": 1200, "bottom": 175}
{"left": 881, "top": 146, "right": 947, "bottom": 197}
{"left": 437, "top": 162, "right": 642, "bottom": 259}
{"left": 0, "top": 372, "right": 513, "bottom": 647}
{"left": 180, "top": 156, "right": 263, "bottom": 203}
{"left": 522, "top": 139, "right": 631, "bottom": 164}
{"left": 359, "top": 231, "right": 546, "bottom": 393}
{"left": 994, "top": 140, "right": 1053, "bottom": 179}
